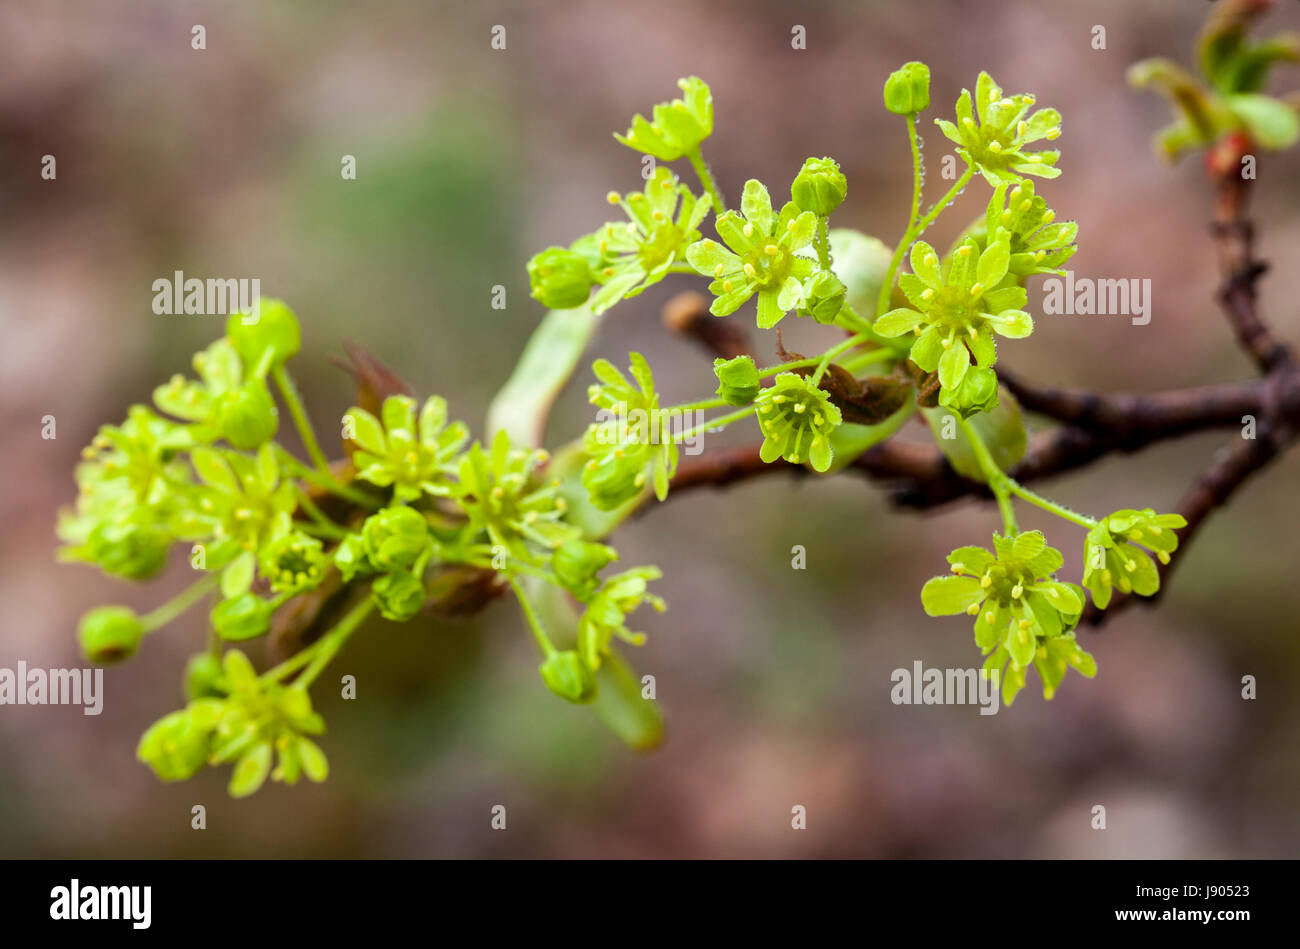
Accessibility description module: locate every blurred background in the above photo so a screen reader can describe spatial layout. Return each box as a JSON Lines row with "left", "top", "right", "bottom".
{"left": 2, "top": 0, "right": 1298, "bottom": 858}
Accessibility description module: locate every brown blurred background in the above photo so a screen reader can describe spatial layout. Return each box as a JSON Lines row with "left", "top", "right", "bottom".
{"left": 2, "top": 0, "right": 1298, "bottom": 858}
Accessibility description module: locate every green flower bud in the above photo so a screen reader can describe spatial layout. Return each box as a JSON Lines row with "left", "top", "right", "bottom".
{"left": 211, "top": 593, "right": 274, "bottom": 642}
{"left": 538, "top": 650, "right": 598, "bottom": 704}
{"left": 361, "top": 506, "right": 432, "bottom": 572}
{"left": 371, "top": 569, "right": 426, "bottom": 622}
{"left": 798, "top": 271, "right": 847, "bottom": 325}
{"left": 136, "top": 699, "right": 223, "bottom": 782}
{"left": 333, "top": 534, "right": 372, "bottom": 582}
{"left": 83, "top": 522, "right": 170, "bottom": 580}
{"left": 553, "top": 541, "right": 618, "bottom": 601}
{"left": 712, "top": 355, "right": 762, "bottom": 406}
{"left": 527, "top": 247, "right": 596, "bottom": 310}
{"left": 790, "top": 157, "right": 847, "bottom": 217}
{"left": 218, "top": 379, "right": 279, "bottom": 450}
{"left": 226, "top": 298, "right": 302, "bottom": 370}
{"left": 184, "top": 652, "right": 226, "bottom": 700}
{"left": 938, "top": 365, "right": 1000, "bottom": 419}
{"left": 77, "top": 606, "right": 145, "bottom": 665}
{"left": 884, "top": 61, "right": 931, "bottom": 115}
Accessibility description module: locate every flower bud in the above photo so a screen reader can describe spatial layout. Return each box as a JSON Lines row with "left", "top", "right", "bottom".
{"left": 712, "top": 355, "right": 761, "bottom": 406}
{"left": 884, "top": 61, "right": 931, "bottom": 115}
{"left": 136, "top": 700, "right": 223, "bottom": 781}
{"left": 184, "top": 652, "right": 226, "bottom": 700}
{"left": 362, "top": 506, "right": 432, "bottom": 572}
{"left": 226, "top": 298, "right": 301, "bottom": 370}
{"left": 553, "top": 541, "right": 618, "bottom": 601}
{"left": 527, "top": 247, "right": 596, "bottom": 310}
{"left": 218, "top": 379, "right": 279, "bottom": 450}
{"left": 538, "top": 650, "right": 598, "bottom": 704}
{"left": 790, "top": 157, "right": 847, "bottom": 217}
{"left": 333, "top": 534, "right": 372, "bottom": 582}
{"left": 938, "top": 364, "right": 1000, "bottom": 419}
{"left": 211, "top": 593, "right": 274, "bottom": 642}
{"left": 371, "top": 569, "right": 426, "bottom": 622}
{"left": 83, "top": 522, "right": 169, "bottom": 580}
{"left": 798, "top": 271, "right": 847, "bottom": 325}
{"left": 77, "top": 606, "right": 145, "bottom": 664}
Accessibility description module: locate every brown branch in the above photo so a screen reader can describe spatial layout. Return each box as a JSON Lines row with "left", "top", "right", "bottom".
{"left": 663, "top": 154, "right": 1300, "bottom": 629}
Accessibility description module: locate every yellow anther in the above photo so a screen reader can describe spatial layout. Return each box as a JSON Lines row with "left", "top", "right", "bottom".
{"left": 957, "top": 245, "right": 972, "bottom": 258}
{"left": 980, "top": 575, "right": 992, "bottom": 589}
{"left": 984, "top": 611, "right": 995, "bottom": 625}
{"left": 793, "top": 402, "right": 806, "bottom": 413}
{"left": 723, "top": 280, "right": 734, "bottom": 292}
{"left": 652, "top": 210, "right": 665, "bottom": 222}
{"left": 1041, "top": 210, "right": 1056, "bottom": 225}
{"left": 763, "top": 244, "right": 778, "bottom": 256}
{"left": 970, "top": 282, "right": 984, "bottom": 297}
{"left": 966, "top": 603, "right": 980, "bottom": 616}
{"left": 951, "top": 563, "right": 964, "bottom": 574}
{"left": 921, "top": 288, "right": 935, "bottom": 300}
{"left": 634, "top": 472, "right": 646, "bottom": 487}
{"left": 1017, "top": 121, "right": 1027, "bottom": 138}
{"left": 1011, "top": 583, "right": 1023, "bottom": 598}
{"left": 606, "top": 191, "right": 620, "bottom": 204}
{"left": 743, "top": 223, "right": 754, "bottom": 238}
{"left": 743, "top": 263, "right": 756, "bottom": 279}
{"left": 713, "top": 264, "right": 724, "bottom": 277}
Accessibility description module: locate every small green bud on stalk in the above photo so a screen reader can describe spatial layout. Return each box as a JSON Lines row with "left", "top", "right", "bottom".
{"left": 77, "top": 606, "right": 145, "bottom": 664}
{"left": 538, "top": 649, "right": 598, "bottom": 703}
{"left": 790, "top": 157, "right": 848, "bottom": 217}
{"left": 884, "top": 61, "right": 931, "bottom": 115}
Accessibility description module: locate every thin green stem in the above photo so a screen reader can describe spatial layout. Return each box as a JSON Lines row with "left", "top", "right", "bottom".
{"left": 814, "top": 218, "right": 832, "bottom": 269}
{"left": 674, "top": 406, "right": 755, "bottom": 443}
{"left": 1007, "top": 481, "right": 1099, "bottom": 530}
{"left": 876, "top": 159, "right": 976, "bottom": 318}
{"left": 687, "top": 147, "right": 726, "bottom": 216}
{"left": 914, "top": 164, "right": 975, "bottom": 236}
{"left": 509, "top": 577, "right": 556, "bottom": 657}
{"left": 955, "top": 415, "right": 1018, "bottom": 535}
{"left": 276, "top": 447, "right": 379, "bottom": 509}
{"left": 834, "top": 301, "right": 874, "bottom": 334}
{"left": 295, "top": 486, "right": 350, "bottom": 539}
{"left": 876, "top": 115, "right": 925, "bottom": 317}
{"left": 140, "top": 573, "right": 221, "bottom": 632}
{"left": 837, "top": 347, "right": 900, "bottom": 374}
{"left": 272, "top": 363, "right": 331, "bottom": 476}
{"left": 811, "top": 332, "right": 869, "bottom": 385}
{"left": 665, "top": 396, "right": 730, "bottom": 413}
{"left": 292, "top": 595, "right": 375, "bottom": 690}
